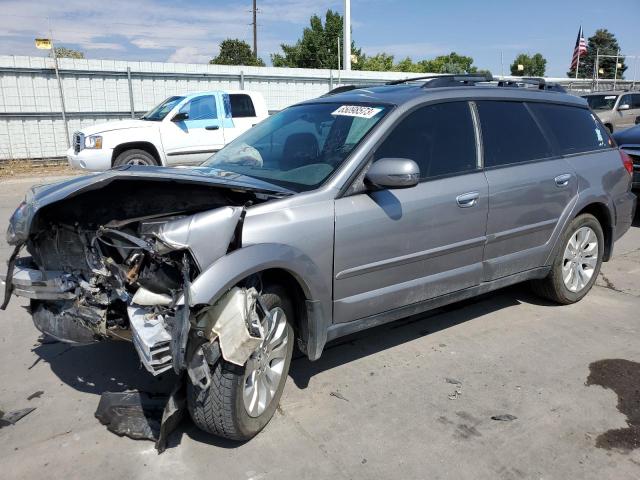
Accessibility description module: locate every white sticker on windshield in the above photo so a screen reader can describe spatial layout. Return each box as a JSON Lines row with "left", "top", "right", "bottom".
{"left": 332, "top": 105, "right": 383, "bottom": 118}
{"left": 605, "top": 95, "right": 617, "bottom": 99}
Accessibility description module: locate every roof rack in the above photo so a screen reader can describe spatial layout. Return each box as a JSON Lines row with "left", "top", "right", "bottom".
{"left": 386, "top": 73, "right": 494, "bottom": 87}
{"left": 497, "top": 77, "right": 567, "bottom": 93}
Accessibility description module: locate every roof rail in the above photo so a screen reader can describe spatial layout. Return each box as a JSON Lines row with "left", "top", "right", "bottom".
{"left": 497, "top": 77, "right": 567, "bottom": 93}
{"left": 386, "top": 73, "right": 494, "bottom": 87}
{"left": 321, "top": 85, "right": 365, "bottom": 97}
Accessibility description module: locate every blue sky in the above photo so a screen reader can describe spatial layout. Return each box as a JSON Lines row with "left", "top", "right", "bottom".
{"left": 1, "top": 0, "right": 638, "bottom": 77}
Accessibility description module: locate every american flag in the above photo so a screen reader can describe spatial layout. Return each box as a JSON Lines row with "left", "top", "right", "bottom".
{"left": 570, "top": 26, "right": 588, "bottom": 70}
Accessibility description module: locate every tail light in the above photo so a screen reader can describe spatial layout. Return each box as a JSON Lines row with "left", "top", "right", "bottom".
{"left": 620, "top": 150, "right": 633, "bottom": 175}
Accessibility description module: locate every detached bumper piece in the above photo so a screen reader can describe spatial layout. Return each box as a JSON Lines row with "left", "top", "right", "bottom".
{"left": 0, "top": 260, "right": 76, "bottom": 301}
{"left": 128, "top": 306, "right": 173, "bottom": 376}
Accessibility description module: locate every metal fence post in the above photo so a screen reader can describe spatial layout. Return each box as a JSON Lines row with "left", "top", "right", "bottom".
{"left": 329, "top": 70, "right": 334, "bottom": 90}
{"left": 240, "top": 70, "right": 245, "bottom": 90}
{"left": 127, "top": 67, "right": 135, "bottom": 118}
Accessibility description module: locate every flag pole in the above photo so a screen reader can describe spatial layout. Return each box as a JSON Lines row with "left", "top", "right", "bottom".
{"left": 575, "top": 52, "right": 580, "bottom": 79}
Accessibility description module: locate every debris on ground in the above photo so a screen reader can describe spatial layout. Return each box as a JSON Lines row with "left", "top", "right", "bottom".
{"left": 94, "top": 380, "right": 186, "bottom": 453}
{"left": 448, "top": 387, "right": 462, "bottom": 400}
{"left": 27, "top": 391, "right": 44, "bottom": 400}
{"left": 0, "top": 407, "right": 36, "bottom": 428}
{"left": 491, "top": 414, "right": 518, "bottom": 421}
{"left": 330, "top": 391, "right": 349, "bottom": 402}
{"left": 445, "top": 377, "right": 462, "bottom": 385}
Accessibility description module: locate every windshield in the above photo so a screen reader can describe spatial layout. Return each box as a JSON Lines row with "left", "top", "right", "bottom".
{"left": 141, "top": 95, "right": 185, "bottom": 121}
{"left": 584, "top": 94, "right": 618, "bottom": 111}
{"left": 202, "top": 103, "right": 390, "bottom": 192}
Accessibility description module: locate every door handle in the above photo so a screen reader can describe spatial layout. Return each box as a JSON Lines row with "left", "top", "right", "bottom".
{"left": 205, "top": 125, "right": 220, "bottom": 130}
{"left": 554, "top": 173, "right": 572, "bottom": 187}
{"left": 456, "top": 192, "right": 480, "bottom": 208}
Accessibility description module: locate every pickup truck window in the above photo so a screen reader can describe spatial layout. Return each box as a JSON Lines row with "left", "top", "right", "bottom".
{"left": 202, "top": 102, "right": 389, "bottom": 192}
{"left": 229, "top": 94, "right": 257, "bottom": 117}
{"left": 141, "top": 95, "right": 185, "bottom": 121}
{"left": 179, "top": 95, "right": 218, "bottom": 120}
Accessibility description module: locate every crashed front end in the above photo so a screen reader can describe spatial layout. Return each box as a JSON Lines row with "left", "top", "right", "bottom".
{"left": 1, "top": 174, "right": 280, "bottom": 381}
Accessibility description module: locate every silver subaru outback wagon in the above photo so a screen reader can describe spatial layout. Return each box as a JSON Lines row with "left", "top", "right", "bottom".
{"left": 1, "top": 75, "right": 636, "bottom": 441}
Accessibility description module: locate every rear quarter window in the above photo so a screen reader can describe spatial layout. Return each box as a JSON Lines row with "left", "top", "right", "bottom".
{"left": 528, "top": 103, "right": 611, "bottom": 155}
{"left": 229, "top": 94, "right": 257, "bottom": 117}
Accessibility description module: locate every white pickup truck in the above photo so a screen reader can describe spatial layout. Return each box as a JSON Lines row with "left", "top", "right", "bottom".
{"left": 67, "top": 90, "right": 268, "bottom": 170}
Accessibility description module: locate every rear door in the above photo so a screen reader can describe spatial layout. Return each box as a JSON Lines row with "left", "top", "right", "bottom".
{"left": 618, "top": 93, "right": 640, "bottom": 129}
{"left": 477, "top": 100, "right": 578, "bottom": 280}
{"left": 333, "top": 101, "right": 489, "bottom": 324}
{"left": 160, "top": 94, "right": 225, "bottom": 165}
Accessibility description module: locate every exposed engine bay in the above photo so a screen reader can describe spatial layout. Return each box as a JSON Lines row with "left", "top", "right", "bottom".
{"left": 2, "top": 176, "right": 282, "bottom": 378}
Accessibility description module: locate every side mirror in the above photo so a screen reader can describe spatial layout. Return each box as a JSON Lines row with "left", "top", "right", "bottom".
{"left": 365, "top": 158, "right": 420, "bottom": 189}
{"left": 172, "top": 112, "right": 189, "bottom": 122}
{"left": 618, "top": 104, "right": 630, "bottom": 111}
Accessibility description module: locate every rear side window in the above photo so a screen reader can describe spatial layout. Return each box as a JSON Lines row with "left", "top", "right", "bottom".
{"left": 476, "top": 101, "right": 552, "bottom": 168}
{"left": 632, "top": 94, "right": 640, "bottom": 109}
{"left": 374, "top": 102, "right": 477, "bottom": 179}
{"left": 229, "top": 94, "right": 257, "bottom": 117}
{"left": 528, "top": 103, "right": 611, "bottom": 155}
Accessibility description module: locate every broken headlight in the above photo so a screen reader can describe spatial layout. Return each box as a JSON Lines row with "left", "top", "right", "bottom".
{"left": 6, "top": 201, "right": 30, "bottom": 245}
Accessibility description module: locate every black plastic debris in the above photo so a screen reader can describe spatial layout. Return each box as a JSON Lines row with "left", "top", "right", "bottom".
{"left": 94, "top": 379, "right": 185, "bottom": 453}
{"left": 27, "top": 391, "right": 44, "bottom": 401}
{"left": 491, "top": 414, "right": 517, "bottom": 421}
{"left": 95, "top": 391, "right": 165, "bottom": 441}
{"left": 330, "top": 391, "right": 349, "bottom": 402}
{"left": 0, "top": 407, "right": 36, "bottom": 428}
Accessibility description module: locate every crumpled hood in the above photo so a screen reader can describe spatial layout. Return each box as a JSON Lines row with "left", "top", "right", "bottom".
{"left": 7, "top": 165, "right": 292, "bottom": 245}
{"left": 79, "top": 119, "right": 156, "bottom": 136}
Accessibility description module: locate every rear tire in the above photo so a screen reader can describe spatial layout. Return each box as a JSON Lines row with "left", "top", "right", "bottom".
{"left": 531, "top": 213, "right": 604, "bottom": 304}
{"left": 187, "top": 285, "right": 294, "bottom": 441}
{"left": 113, "top": 149, "right": 158, "bottom": 167}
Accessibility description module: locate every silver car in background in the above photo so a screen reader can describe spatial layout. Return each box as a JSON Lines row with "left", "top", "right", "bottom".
{"left": 2, "top": 75, "right": 636, "bottom": 442}
{"left": 583, "top": 90, "right": 640, "bottom": 133}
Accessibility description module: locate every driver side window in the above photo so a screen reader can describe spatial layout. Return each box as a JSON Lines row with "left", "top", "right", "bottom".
{"left": 374, "top": 102, "right": 478, "bottom": 179}
{"left": 179, "top": 95, "right": 218, "bottom": 120}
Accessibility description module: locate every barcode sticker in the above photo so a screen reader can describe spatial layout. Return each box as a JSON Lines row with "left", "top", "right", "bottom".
{"left": 332, "top": 105, "right": 383, "bottom": 119}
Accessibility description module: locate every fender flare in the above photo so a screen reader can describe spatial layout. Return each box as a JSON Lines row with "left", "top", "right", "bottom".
{"left": 180, "top": 243, "right": 332, "bottom": 360}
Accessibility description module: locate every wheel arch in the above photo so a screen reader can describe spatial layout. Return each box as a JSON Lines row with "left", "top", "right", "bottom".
{"left": 111, "top": 141, "right": 162, "bottom": 166}
{"left": 575, "top": 202, "right": 613, "bottom": 261}
{"left": 185, "top": 243, "right": 332, "bottom": 361}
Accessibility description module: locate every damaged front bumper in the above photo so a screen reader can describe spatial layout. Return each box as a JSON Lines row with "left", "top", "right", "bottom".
{"left": 0, "top": 260, "right": 76, "bottom": 301}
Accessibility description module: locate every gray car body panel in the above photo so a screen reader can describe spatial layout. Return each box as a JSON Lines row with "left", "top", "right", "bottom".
{"left": 4, "top": 84, "right": 636, "bottom": 363}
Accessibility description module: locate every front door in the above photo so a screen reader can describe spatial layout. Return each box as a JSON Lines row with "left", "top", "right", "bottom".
{"left": 161, "top": 94, "right": 225, "bottom": 165}
{"left": 617, "top": 94, "right": 640, "bottom": 130}
{"left": 333, "top": 101, "right": 489, "bottom": 324}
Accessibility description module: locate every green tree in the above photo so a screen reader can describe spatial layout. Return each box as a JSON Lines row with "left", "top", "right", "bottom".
{"left": 52, "top": 47, "right": 84, "bottom": 59}
{"left": 271, "top": 9, "right": 362, "bottom": 69}
{"left": 418, "top": 52, "right": 478, "bottom": 74}
{"left": 567, "top": 29, "right": 626, "bottom": 79}
{"left": 210, "top": 39, "right": 265, "bottom": 66}
{"left": 360, "top": 53, "right": 395, "bottom": 71}
{"left": 393, "top": 57, "right": 422, "bottom": 73}
{"left": 510, "top": 53, "right": 547, "bottom": 76}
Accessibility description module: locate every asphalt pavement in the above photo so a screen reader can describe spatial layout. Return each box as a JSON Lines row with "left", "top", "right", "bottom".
{"left": 1, "top": 174, "right": 639, "bottom": 480}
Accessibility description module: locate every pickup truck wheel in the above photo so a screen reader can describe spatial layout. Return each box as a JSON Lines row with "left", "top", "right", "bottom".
{"left": 113, "top": 149, "right": 158, "bottom": 167}
{"left": 531, "top": 214, "right": 604, "bottom": 304}
{"left": 187, "top": 285, "right": 294, "bottom": 441}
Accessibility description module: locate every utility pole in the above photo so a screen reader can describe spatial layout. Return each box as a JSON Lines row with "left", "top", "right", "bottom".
{"left": 252, "top": 0, "right": 258, "bottom": 59}
{"left": 343, "top": 0, "right": 351, "bottom": 71}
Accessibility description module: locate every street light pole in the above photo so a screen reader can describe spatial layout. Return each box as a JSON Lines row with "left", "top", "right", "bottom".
{"left": 343, "top": 0, "right": 351, "bottom": 71}
{"left": 48, "top": 18, "right": 70, "bottom": 149}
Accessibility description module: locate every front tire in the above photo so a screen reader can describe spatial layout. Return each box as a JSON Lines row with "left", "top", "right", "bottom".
{"left": 187, "top": 285, "right": 294, "bottom": 440}
{"left": 113, "top": 149, "right": 158, "bottom": 167}
{"left": 532, "top": 214, "right": 604, "bottom": 304}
